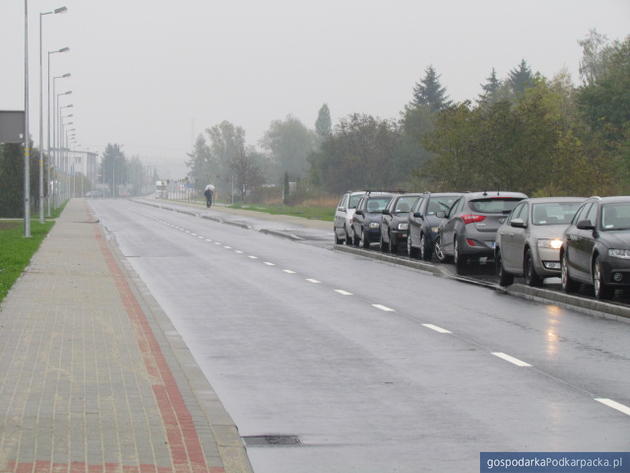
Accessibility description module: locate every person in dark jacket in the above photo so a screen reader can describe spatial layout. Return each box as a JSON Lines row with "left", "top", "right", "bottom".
{"left": 204, "top": 184, "right": 215, "bottom": 208}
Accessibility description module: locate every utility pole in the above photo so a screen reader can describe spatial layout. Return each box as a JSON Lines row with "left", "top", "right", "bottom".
{"left": 23, "top": 0, "right": 31, "bottom": 237}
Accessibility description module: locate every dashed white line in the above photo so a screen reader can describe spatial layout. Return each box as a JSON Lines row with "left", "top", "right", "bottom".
{"left": 334, "top": 289, "right": 353, "bottom": 296}
{"left": 372, "top": 304, "right": 395, "bottom": 312}
{"left": 191, "top": 233, "right": 198, "bottom": 236}
{"left": 306, "top": 278, "right": 321, "bottom": 284}
{"left": 235, "top": 250, "right": 243, "bottom": 254}
{"left": 197, "top": 236, "right": 204, "bottom": 239}
{"left": 595, "top": 398, "right": 630, "bottom": 416}
{"left": 422, "top": 324, "right": 452, "bottom": 334}
{"left": 215, "top": 242, "right": 221, "bottom": 245}
{"left": 264, "top": 262, "right": 275, "bottom": 266}
{"left": 248, "top": 256, "right": 258, "bottom": 259}
{"left": 224, "top": 246, "right": 232, "bottom": 249}
{"left": 491, "top": 352, "right": 532, "bottom": 367}
{"left": 283, "top": 269, "right": 296, "bottom": 274}
{"left": 205, "top": 239, "right": 212, "bottom": 242}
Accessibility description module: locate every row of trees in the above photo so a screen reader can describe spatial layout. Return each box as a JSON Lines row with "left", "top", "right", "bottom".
{"left": 0, "top": 144, "right": 47, "bottom": 217}
{"left": 100, "top": 144, "right": 155, "bottom": 196}
{"left": 186, "top": 30, "right": 629, "bottom": 202}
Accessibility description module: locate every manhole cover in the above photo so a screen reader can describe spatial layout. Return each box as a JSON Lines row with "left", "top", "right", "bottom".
{"left": 242, "top": 435, "right": 301, "bottom": 447}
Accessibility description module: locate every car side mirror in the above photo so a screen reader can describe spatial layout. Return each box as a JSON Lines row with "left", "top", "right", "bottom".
{"left": 436, "top": 211, "right": 446, "bottom": 219}
{"left": 577, "top": 219, "right": 594, "bottom": 230}
{"left": 355, "top": 210, "right": 364, "bottom": 216}
{"left": 413, "top": 212, "right": 423, "bottom": 218}
{"left": 382, "top": 209, "right": 391, "bottom": 215}
{"left": 510, "top": 218, "right": 526, "bottom": 228}
{"left": 337, "top": 207, "right": 345, "bottom": 212}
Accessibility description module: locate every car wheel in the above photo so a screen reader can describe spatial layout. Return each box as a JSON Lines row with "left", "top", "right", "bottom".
{"left": 434, "top": 236, "right": 448, "bottom": 263}
{"left": 561, "top": 252, "right": 579, "bottom": 293}
{"left": 334, "top": 227, "right": 344, "bottom": 245}
{"left": 353, "top": 228, "right": 360, "bottom": 247}
{"left": 496, "top": 249, "right": 514, "bottom": 287}
{"left": 361, "top": 230, "right": 370, "bottom": 249}
{"left": 420, "top": 233, "right": 432, "bottom": 261}
{"left": 454, "top": 238, "right": 466, "bottom": 274}
{"left": 408, "top": 235, "right": 419, "bottom": 259}
{"left": 389, "top": 232, "right": 398, "bottom": 254}
{"left": 593, "top": 257, "right": 614, "bottom": 300}
{"left": 524, "top": 249, "right": 542, "bottom": 287}
{"left": 345, "top": 228, "right": 352, "bottom": 246}
{"left": 379, "top": 231, "right": 389, "bottom": 252}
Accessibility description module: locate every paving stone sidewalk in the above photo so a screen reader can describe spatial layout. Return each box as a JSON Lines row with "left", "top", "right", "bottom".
{"left": 0, "top": 200, "right": 253, "bottom": 473}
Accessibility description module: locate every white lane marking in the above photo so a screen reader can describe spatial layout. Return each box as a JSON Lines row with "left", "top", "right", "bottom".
{"left": 197, "top": 236, "right": 204, "bottom": 239}
{"left": 215, "top": 242, "right": 222, "bottom": 245}
{"left": 264, "top": 262, "right": 275, "bottom": 266}
{"left": 224, "top": 246, "right": 232, "bottom": 249}
{"left": 372, "top": 304, "right": 395, "bottom": 312}
{"left": 205, "top": 239, "right": 212, "bottom": 242}
{"left": 595, "top": 398, "right": 630, "bottom": 416}
{"left": 422, "top": 324, "right": 452, "bottom": 334}
{"left": 491, "top": 352, "right": 532, "bottom": 367}
{"left": 306, "top": 278, "right": 321, "bottom": 284}
{"left": 334, "top": 289, "right": 353, "bottom": 296}
{"left": 248, "top": 256, "right": 258, "bottom": 259}
{"left": 191, "top": 233, "right": 198, "bottom": 236}
{"left": 283, "top": 269, "right": 296, "bottom": 274}
{"left": 235, "top": 250, "right": 243, "bottom": 254}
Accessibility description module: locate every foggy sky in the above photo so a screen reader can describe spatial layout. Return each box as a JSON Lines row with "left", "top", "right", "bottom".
{"left": 1, "top": 0, "right": 628, "bottom": 178}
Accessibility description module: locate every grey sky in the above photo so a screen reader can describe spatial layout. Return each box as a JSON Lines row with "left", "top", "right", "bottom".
{"left": 1, "top": 0, "right": 628, "bottom": 178}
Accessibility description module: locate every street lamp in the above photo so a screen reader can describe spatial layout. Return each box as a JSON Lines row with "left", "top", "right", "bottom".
{"left": 58, "top": 100, "right": 72, "bottom": 202}
{"left": 47, "top": 64, "right": 69, "bottom": 216}
{"left": 39, "top": 8, "right": 68, "bottom": 223}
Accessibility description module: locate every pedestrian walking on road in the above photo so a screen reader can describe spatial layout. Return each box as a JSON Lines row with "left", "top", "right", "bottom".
{"left": 204, "top": 184, "right": 215, "bottom": 208}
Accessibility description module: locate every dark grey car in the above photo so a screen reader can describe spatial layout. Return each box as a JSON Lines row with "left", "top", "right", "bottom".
{"left": 380, "top": 194, "right": 421, "bottom": 253}
{"left": 408, "top": 193, "right": 462, "bottom": 260}
{"left": 435, "top": 191, "right": 527, "bottom": 273}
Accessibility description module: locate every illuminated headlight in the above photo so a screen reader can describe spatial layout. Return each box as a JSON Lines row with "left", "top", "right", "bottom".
{"left": 398, "top": 223, "right": 409, "bottom": 231}
{"left": 608, "top": 249, "right": 630, "bottom": 259}
{"left": 369, "top": 222, "right": 380, "bottom": 229}
{"left": 431, "top": 226, "right": 439, "bottom": 233}
{"left": 537, "top": 239, "right": 563, "bottom": 249}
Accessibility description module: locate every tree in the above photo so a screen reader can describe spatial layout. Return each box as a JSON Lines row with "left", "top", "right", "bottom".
{"left": 508, "top": 59, "right": 535, "bottom": 98}
{"left": 578, "top": 29, "right": 618, "bottom": 85}
{"left": 411, "top": 66, "right": 451, "bottom": 112}
{"left": 478, "top": 68, "right": 501, "bottom": 105}
{"left": 315, "top": 104, "right": 332, "bottom": 138}
{"left": 100, "top": 144, "right": 127, "bottom": 197}
{"left": 186, "top": 134, "right": 215, "bottom": 192}
{"left": 231, "top": 147, "right": 265, "bottom": 202}
{"left": 206, "top": 121, "right": 247, "bottom": 196}
{"left": 261, "top": 115, "right": 317, "bottom": 180}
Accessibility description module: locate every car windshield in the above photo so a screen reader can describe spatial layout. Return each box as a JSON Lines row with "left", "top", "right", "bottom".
{"left": 532, "top": 202, "right": 582, "bottom": 225}
{"left": 469, "top": 198, "right": 523, "bottom": 214}
{"left": 427, "top": 196, "right": 460, "bottom": 215}
{"left": 366, "top": 198, "right": 391, "bottom": 212}
{"left": 348, "top": 194, "right": 363, "bottom": 209}
{"left": 394, "top": 196, "right": 419, "bottom": 213}
{"left": 601, "top": 203, "right": 630, "bottom": 231}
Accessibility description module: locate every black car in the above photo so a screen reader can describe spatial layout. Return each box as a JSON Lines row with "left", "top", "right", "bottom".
{"left": 352, "top": 192, "right": 394, "bottom": 248}
{"left": 561, "top": 196, "right": 630, "bottom": 299}
{"left": 380, "top": 193, "right": 422, "bottom": 253}
{"left": 408, "top": 192, "right": 462, "bottom": 260}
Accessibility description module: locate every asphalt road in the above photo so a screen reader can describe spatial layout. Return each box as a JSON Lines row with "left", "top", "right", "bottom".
{"left": 90, "top": 199, "right": 630, "bottom": 473}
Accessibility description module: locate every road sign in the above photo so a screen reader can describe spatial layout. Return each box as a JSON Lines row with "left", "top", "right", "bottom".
{"left": 0, "top": 111, "right": 25, "bottom": 144}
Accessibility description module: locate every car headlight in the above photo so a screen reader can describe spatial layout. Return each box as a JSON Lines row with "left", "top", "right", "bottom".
{"left": 369, "top": 222, "right": 380, "bottom": 229}
{"left": 537, "top": 239, "right": 563, "bottom": 249}
{"left": 431, "top": 226, "right": 439, "bottom": 233}
{"left": 398, "top": 223, "right": 409, "bottom": 231}
{"left": 608, "top": 249, "right": 630, "bottom": 259}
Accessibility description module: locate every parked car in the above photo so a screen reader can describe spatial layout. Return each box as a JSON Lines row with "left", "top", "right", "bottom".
{"left": 380, "top": 194, "right": 422, "bottom": 253}
{"left": 435, "top": 191, "right": 527, "bottom": 273}
{"left": 351, "top": 192, "right": 394, "bottom": 248}
{"left": 408, "top": 192, "right": 462, "bottom": 260}
{"left": 560, "top": 196, "right": 630, "bottom": 299}
{"left": 334, "top": 191, "right": 366, "bottom": 244}
{"left": 495, "top": 197, "right": 584, "bottom": 287}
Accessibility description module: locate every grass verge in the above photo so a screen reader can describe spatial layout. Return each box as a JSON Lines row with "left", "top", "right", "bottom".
{"left": 229, "top": 203, "right": 335, "bottom": 221}
{"left": 0, "top": 217, "right": 58, "bottom": 304}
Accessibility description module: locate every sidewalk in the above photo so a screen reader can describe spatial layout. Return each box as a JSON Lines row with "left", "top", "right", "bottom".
{"left": 0, "top": 200, "right": 253, "bottom": 473}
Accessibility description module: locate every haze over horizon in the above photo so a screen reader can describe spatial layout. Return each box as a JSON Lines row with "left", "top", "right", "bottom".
{"left": 1, "top": 0, "right": 628, "bottom": 178}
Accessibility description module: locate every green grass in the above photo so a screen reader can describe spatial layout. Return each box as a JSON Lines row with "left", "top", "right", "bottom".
{"left": 229, "top": 203, "right": 335, "bottom": 221}
{"left": 0, "top": 218, "right": 56, "bottom": 304}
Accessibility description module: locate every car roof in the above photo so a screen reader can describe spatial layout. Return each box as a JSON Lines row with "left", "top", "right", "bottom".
{"left": 590, "top": 196, "right": 630, "bottom": 204}
{"left": 464, "top": 191, "right": 528, "bottom": 200}
{"left": 424, "top": 192, "right": 464, "bottom": 198}
{"left": 524, "top": 197, "right": 586, "bottom": 204}
{"left": 365, "top": 192, "right": 394, "bottom": 197}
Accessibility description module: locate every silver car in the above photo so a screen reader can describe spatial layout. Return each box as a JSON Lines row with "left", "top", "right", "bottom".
{"left": 495, "top": 197, "right": 584, "bottom": 286}
{"left": 334, "top": 191, "right": 366, "bottom": 244}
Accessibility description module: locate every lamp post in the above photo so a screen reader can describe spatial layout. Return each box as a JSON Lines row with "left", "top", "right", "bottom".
{"left": 58, "top": 101, "right": 73, "bottom": 202}
{"left": 47, "top": 65, "right": 69, "bottom": 216}
{"left": 23, "top": 0, "right": 31, "bottom": 237}
{"left": 39, "top": 7, "right": 67, "bottom": 223}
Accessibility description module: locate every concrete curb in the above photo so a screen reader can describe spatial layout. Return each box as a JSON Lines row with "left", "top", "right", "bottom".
{"left": 259, "top": 228, "right": 303, "bottom": 241}
{"left": 104, "top": 227, "right": 255, "bottom": 473}
{"left": 334, "top": 244, "right": 630, "bottom": 321}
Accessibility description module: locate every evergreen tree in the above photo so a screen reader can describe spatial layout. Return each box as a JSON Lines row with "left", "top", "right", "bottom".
{"left": 508, "top": 59, "right": 534, "bottom": 98}
{"left": 411, "top": 66, "right": 452, "bottom": 112}
{"left": 478, "top": 68, "right": 501, "bottom": 105}
{"left": 315, "top": 104, "right": 332, "bottom": 137}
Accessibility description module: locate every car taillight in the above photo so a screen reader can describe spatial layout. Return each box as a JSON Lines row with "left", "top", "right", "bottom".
{"left": 466, "top": 239, "right": 478, "bottom": 247}
{"left": 462, "top": 214, "right": 486, "bottom": 224}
